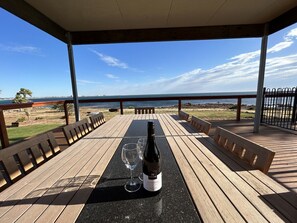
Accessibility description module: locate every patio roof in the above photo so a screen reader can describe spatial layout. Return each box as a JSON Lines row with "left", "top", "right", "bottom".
{"left": 1, "top": 0, "right": 297, "bottom": 133}
{"left": 1, "top": 0, "right": 297, "bottom": 44}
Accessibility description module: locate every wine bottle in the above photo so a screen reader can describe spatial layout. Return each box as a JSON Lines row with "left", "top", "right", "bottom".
{"left": 143, "top": 121, "right": 162, "bottom": 192}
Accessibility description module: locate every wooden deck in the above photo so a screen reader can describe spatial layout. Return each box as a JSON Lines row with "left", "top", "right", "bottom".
{"left": 52, "top": 118, "right": 297, "bottom": 193}
{"left": 209, "top": 120, "right": 297, "bottom": 193}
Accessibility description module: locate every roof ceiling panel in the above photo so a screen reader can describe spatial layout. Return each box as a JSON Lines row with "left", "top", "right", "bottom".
{"left": 26, "top": 0, "right": 297, "bottom": 32}
{"left": 211, "top": 0, "right": 297, "bottom": 25}
{"left": 2, "top": 0, "right": 296, "bottom": 43}
{"left": 167, "top": 0, "right": 225, "bottom": 27}
{"left": 117, "top": 0, "right": 172, "bottom": 29}
{"left": 26, "top": 0, "right": 124, "bottom": 31}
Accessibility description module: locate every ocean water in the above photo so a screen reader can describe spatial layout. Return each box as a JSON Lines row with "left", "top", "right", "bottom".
{"left": 0, "top": 92, "right": 256, "bottom": 108}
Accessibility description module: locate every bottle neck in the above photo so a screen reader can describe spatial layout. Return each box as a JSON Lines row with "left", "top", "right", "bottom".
{"left": 147, "top": 121, "right": 155, "bottom": 140}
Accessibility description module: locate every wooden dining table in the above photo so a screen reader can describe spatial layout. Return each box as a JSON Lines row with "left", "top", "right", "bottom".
{"left": 0, "top": 114, "right": 297, "bottom": 222}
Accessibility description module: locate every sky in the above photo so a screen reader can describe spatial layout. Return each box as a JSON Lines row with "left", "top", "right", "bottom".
{"left": 0, "top": 8, "right": 297, "bottom": 98}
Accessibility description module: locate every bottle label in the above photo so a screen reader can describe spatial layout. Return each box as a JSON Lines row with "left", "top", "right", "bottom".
{"left": 143, "top": 172, "right": 162, "bottom": 192}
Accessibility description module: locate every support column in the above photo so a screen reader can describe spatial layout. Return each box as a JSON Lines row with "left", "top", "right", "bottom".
{"left": 67, "top": 33, "right": 80, "bottom": 122}
{"left": 254, "top": 25, "right": 269, "bottom": 133}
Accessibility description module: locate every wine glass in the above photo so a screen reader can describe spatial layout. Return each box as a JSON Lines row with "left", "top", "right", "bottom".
{"left": 137, "top": 137, "right": 146, "bottom": 181}
{"left": 121, "top": 143, "right": 141, "bottom": 192}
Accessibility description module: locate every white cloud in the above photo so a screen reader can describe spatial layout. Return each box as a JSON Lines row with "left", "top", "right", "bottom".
{"left": 267, "top": 41, "right": 293, "bottom": 53}
{"left": 85, "top": 27, "right": 297, "bottom": 95}
{"left": 285, "top": 28, "right": 297, "bottom": 40}
{"left": 77, "top": 79, "right": 101, "bottom": 85}
{"left": 0, "top": 44, "right": 40, "bottom": 54}
{"left": 105, "top": 74, "right": 119, "bottom": 79}
{"left": 90, "top": 49, "right": 128, "bottom": 69}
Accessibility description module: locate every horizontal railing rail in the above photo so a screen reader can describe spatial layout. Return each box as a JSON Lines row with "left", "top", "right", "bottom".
{"left": 0, "top": 94, "right": 256, "bottom": 148}
{"left": 64, "top": 93, "right": 256, "bottom": 123}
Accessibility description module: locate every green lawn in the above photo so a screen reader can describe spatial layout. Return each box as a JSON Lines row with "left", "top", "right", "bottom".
{"left": 7, "top": 124, "right": 62, "bottom": 144}
{"left": 186, "top": 110, "right": 254, "bottom": 120}
{"left": 2, "top": 109, "right": 254, "bottom": 148}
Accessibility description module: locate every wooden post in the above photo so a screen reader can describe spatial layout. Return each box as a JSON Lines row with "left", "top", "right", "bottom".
{"left": 254, "top": 24, "right": 268, "bottom": 133}
{"left": 236, "top": 98, "right": 242, "bottom": 121}
{"left": 178, "top": 99, "right": 182, "bottom": 111}
{"left": 120, "top": 101, "right": 123, "bottom": 115}
{"left": 0, "top": 109, "right": 9, "bottom": 148}
{"left": 64, "top": 102, "right": 69, "bottom": 125}
{"left": 67, "top": 33, "right": 80, "bottom": 122}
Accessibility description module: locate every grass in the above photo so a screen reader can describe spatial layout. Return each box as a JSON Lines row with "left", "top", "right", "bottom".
{"left": 186, "top": 109, "right": 254, "bottom": 120}
{"left": 7, "top": 124, "right": 62, "bottom": 144}
{"left": 1, "top": 108, "right": 254, "bottom": 148}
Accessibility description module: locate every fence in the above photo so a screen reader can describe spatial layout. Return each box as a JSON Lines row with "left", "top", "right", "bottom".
{"left": 0, "top": 93, "right": 256, "bottom": 148}
{"left": 261, "top": 87, "right": 297, "bottom": 131}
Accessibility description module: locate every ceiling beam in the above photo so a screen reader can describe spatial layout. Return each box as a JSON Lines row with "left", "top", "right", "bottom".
{"left": 70, "top": 24, "right": 265, "bottom": 45}
{"left": 268, "top": 6, "right": 297, "bottom": 34}
{"left": 0, "top": 0, "right": 67, "bottom": 42}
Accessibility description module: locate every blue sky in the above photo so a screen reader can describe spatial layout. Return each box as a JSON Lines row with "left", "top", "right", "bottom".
{"left": 0, "top": 8, "right": 296, "bottom": 98}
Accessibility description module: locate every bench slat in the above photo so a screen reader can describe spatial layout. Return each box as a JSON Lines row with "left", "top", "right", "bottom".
{"left": 62, "top": 118, "right": 92, "bottom": 145}
{"left": 89, "top": 112, "right": 105, "bottom": 129}
{"left": 0, "top": 132, "right": 61, "bottom": 192}
{"left": 190, "top": 116, "right": 211, "bottom": 135}
{"left": 134, "top": 107, "right": 155, "bottom": 114}
{"left": 178, "top": 110, "right": 190, "bottom": 121}
{"left": 214, "top": 127, "right": 275, "bottom": 173}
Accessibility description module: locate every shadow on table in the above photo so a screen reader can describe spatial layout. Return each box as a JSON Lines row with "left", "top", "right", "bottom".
{"left": 259, "top": 191, "right": 297, "bottom": 222}
{"left": 0, "top": 175, "right": 103, "bottom": 207}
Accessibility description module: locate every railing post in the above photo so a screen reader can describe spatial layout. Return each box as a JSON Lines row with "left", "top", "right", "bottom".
{"left": 120, "top": 101, "right": 123, "bottom": 115}
{"left": 178, "top": 99, "right": 182, "bottom": 111}
{"left": 260, "top": 87, "right": 266, "bottom": 123}
{"left": 64, "top": 102, "right": 69, "bottom": 125}
{"left": 292, "top": 87, "right": 297, "bottom": 124}
{"left": 236, "top": 97, "right": 242, "bottom": 121}
{"left": 0, "top": 109, "right": 9, "bottom": 149}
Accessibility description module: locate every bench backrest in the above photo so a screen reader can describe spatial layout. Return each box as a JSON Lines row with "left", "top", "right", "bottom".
{"left": 62, "top": 118, "right": 92, "bottom": 145}
{"left": 134, "top": 107, "right": 155, "bottom": 114}
{"left": 89, "top": 112, "right": 105, "bottom": 129}
{"left": 190, "top": 116, "right": 211, "bottom": 135}
{"left": 179, "top": 110, "right": 190, "bottom": 121}
{"left": 213, "top": 127, "right": 275, "bottom": 174}
{"left": 0, "top": 132, "right": 60, "bottom": 191}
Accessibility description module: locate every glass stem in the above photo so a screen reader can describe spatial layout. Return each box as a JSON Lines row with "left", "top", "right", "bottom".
{"left": 130, "top": 169, "right": 133, "bottom": 182}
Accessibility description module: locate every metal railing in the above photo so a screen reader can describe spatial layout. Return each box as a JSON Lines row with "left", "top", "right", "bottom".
{"left": 0, "top": 93, "right": 256, "bottom": 148}
{"left": 261, "top": 87, "right": 297, "bottom": 131}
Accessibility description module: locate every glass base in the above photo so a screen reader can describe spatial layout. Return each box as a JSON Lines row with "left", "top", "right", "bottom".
{"left": 124, "top": 179, "right": 141, "bottom": 192}
{"left": 138, "top": 173, "right": 143, "bottom": 181}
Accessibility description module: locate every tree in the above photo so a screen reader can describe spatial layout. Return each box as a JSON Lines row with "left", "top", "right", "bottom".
{"left": 13, "top": 88, "right": 32, "bottom": 104}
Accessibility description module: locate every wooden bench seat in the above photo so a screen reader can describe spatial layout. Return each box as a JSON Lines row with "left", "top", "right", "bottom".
{"left": 213, "top": 127, "right": 275, "bottom": 174}
{"left": 89, "top": 112, "right": 105, "bottom": 129}
{"left": 134, "top": 107, "right": 155, "bottom": 114}
{"left": 62, "top": 118, "right": 92, "bottom": 145}
{"left": 190, "top": 115, "right": 211, "bottom": 135}
{"left": 178, "top": 110, "right": 190, "bottom": 121}
{"left": 0, "top": 132, "right": 60, "bottom": 192}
